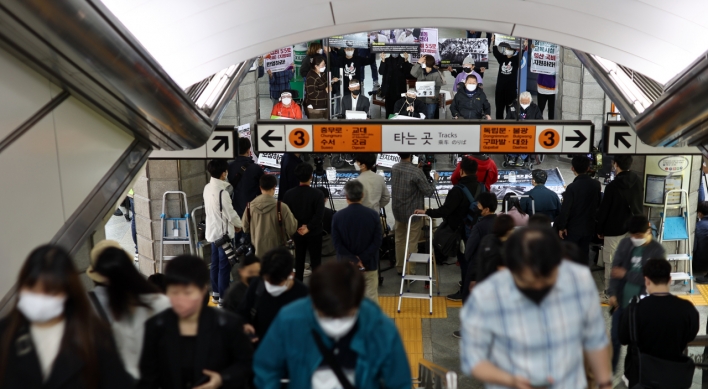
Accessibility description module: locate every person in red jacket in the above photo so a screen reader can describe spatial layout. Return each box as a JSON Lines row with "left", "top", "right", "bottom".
{"left": 451, "top": 154, "right": 498, "bottom": 190}
{"left": 270, "top": 91, "right": 302, "bottom": 119}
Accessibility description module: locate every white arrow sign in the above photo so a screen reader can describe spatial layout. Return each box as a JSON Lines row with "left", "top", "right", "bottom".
{"left": 606, "top": 125, "right": 701, "bottom": 155}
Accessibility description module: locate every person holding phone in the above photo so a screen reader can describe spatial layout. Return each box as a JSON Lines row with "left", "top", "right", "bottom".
{"left": 138, "top": 255, "right": 252, "bottom": 389}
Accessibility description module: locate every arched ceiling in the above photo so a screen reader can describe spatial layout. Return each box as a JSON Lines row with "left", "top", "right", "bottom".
{"left": 100, "top": 0, "right": 708, "bottom": 88}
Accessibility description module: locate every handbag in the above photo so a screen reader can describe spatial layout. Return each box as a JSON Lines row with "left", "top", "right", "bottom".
{"left": 628, "top": 296, "right": 695, "bottom": 389}
{"left": 433, "top": 221, "right": 460, "bottom": 258}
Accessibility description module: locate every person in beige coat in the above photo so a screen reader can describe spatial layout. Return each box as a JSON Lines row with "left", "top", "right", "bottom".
{"left": 354, "top": 153, "right": 390, "bottom": 212}
{"left": 243, "top": 175, "right": 298, "bottom": 257}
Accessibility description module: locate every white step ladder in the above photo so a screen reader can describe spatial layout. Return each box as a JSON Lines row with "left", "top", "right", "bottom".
{"left": 658, "top": 189, "right": 693, "bottom": 292}
{"left": 159, "top": 191, "right": 193, "bottom": 273}
{"left": 397, "top": 214, "right": 439, "bottom": 315}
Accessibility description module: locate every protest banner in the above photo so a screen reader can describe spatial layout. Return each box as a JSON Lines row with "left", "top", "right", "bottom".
{"left": 410, "top": 28, "right": 439, "bottom": 63}
{"left": 328, "top": 33, "right": 369, "bottom": 49}
{"left": 493, "top": 34, "right": 520, "bottom": 49}
{"left": 258, "top": 153, "right": 282, "bottom": 168}
{"left": 438, "top": 38, "right": 488, "bottom": 67}
{"left": 530, "top": 40, "right": 559, "bottom": 75}
{"left": 370, "top": 42, "right": 420, "bottom": 54}
{"left": 376, "top": 154, "right": 401, "bottom": 168}
{"left": 264, "top": 47, "right": 294, "bottom": 72}
{"left": 237, "top": 124, "right": 258, "bottom": 164}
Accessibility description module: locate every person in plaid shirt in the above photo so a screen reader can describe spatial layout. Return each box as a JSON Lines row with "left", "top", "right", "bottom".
{"left": 460, "top": 226, "right": 612, "bottom": 389}
{"left": 267, "top": 65, "right": 294, "bottom": 104}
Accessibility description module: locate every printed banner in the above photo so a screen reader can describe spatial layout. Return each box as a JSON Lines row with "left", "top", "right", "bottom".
{"left": 264, "top": 47, "right": 294, "bottom": 72}
{"left": 370, "top": 42, "right": 420, "bottom": 54}
{"left": 438, "top": 38, "right": 488, "bottom": 67}
{"left": 236, "top": 124, "right": 258, "bottom": 165}
{"left": 489, "top": 168, "right": 565, "bottom": 200}
{"left": 258, "top": 153, "right": 283, "bottom": 168}
{"left": 410, "top": 28, "right": 440, "bottom": 63}
{"left": 376, "top": 154, "right": 401, "bottom": 168}
{"left": 494, "top": 34, "right": 520, "bottom": 49}
{"left": 328, "top": 33, "right": 369, "bottom": 49}
{"left": 530, "top": 40, "right": 559, "bottom": 75}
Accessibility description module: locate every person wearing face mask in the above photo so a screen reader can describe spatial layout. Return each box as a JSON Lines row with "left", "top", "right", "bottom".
{"left": 90, "top": 246, "right": 171, "bottom": 380}
{"left": 393, "top": 88, "right": 426, "bottom": 118}
{"left": 450, "top": 75, "right": 491, "bottom": 120}
{"left": 228, "top": 137, "right": 265, "bottom": 217}
{"left": 607, "top": 215, "right": 665, "bottom": 372}
{"left": 270, "top": 91, "right": 302, "bottom": 119}
{"left": 305, "top": 55, "right": 338, "bottom": 119}
{"left": 449, "top": 56, "right": 483, "bottom": 87}
{"left": 410, "top": 55, "right": 443, "bottom": 120}
{"left": 237, "top": 248, "right": 309, "bottom": 345}
{"left": 379, "top": 51, "right": 413, "bottom": 117}
{"left": 461, "top": 226, "right": 612, "bottom": 389}
{"left": 139, "top": 255, "right": 253, "bottom": 389}
{"left": 353, "top": 153, "right": 390, "bottom": 212}
{"left": 596, "top": 155, "right": 644, "bottom": 298}
{"left": 340, "top": 78, "right": 370, "bottom": 116}
{"left": 204, "top": 159, "right": 243, "bottom": 307}
{"left": 222, "top": 255, "right": 260, "bottom": 313}
{"left": 504, "top": 91, "right": 542, "bottom": 120}
{"left": 299, "top": 42, "right": 326, "bottom": 78}
{"left": 491, "top": 35, "right": 522, "bottom": 119}
{"left": 0, "top": 245, "right": 133, "bottom": 389}
{"left": 332, "top": 181, "right": 383, "bottom": 302}
{"left": 334, "top": 48, "right": 374, "bottom": 95}
{"left": 253, "top": 261, "right": 411, "bottom": 389}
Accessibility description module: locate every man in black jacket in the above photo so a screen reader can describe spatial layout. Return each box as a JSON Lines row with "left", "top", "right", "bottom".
{"left": 505, "top": 91, "right": 543, "bottom": 120}
{"left": 521, "top": 169, "right": 561, "bottom": 218}
{"left": 282, "top": 163, "right": 325, "bottom": 280}
{"left": 277, "top": 152, "right": 302, "bottom": 201}
{"left": 596, "top": 155, "right": 643, "bottom": 298}
{"left": 379, "top": 52, "right": 414, "bottom": 117}
{"left": 462, "top": 192, "right": 498, "bottom": 300}
{"left": 229, "top": 138, "right": 264, "bottom": 216}
{"left": 555, "top": 155, "right": 602, "bottom": 267}
{"left": 450, "top": 75, "right": 491, "bottom": 120}
{"left": 392, "top": 88, "right": 426, "bottom": 118}
{"left": 415, "top": 158, "right": 484, "bottom": 301}
{"left": 341, "top": 78, "right": 370, "bottom": 115}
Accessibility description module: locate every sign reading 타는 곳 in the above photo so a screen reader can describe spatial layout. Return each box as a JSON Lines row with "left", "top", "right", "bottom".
{"left": 313, "top": 124, "right": 383, "bottom": 152}
{"left": 480, "top": 125, "right": 536, "bottom": 153}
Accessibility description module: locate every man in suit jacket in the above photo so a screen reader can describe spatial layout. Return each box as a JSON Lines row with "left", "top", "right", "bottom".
{"left": 555, "top": 155, "right": 602, "bottom": 267}
{"left": 341, "top": 78, "right": 370, "bottom": 117}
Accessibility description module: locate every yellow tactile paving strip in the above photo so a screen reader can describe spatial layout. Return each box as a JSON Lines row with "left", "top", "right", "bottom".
{"left": 378, "top": 296, "right": 449, "bottom": 318}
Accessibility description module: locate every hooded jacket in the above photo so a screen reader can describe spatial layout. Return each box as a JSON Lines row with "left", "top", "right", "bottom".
{"left": 243, "top": 194, "right": 298, "bottom": 257}
{"left": 596, "top": 171, "right": 644, "bottom": 236}
{"left": 451, "top": 154, "right": 498, "bottom": 190}
{"left": 450, "top": 84, "right": 491, "bottom": 119}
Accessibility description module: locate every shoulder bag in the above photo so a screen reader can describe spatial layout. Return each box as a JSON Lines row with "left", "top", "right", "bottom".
{"left": 311, "top": 329, "right": 357, "bottom": 389}
{"left": 628, "top": 296, "right": 695, "bottom": 389}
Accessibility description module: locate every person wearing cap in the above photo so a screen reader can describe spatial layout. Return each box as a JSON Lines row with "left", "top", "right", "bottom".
{"left": 393, "top": 88, "right": 426, "bottom": 118}
{"left": 450, "top": 75, "right": 491, "bottom": 120}
{"left": 379, "top": 51, "right": 413, "bottom": 117}
{"left": 89, "top": 243, "right": 171, "bottom": 379}
{"left": 410, "top": 54, "right": 443, "bottom": 120}
{"left": 397, "top": 28, "right": 416, "bottom": 43}
{"left": 521, "top": 169, "right": 562, "bottom": 219}
{"left": 491, "top": 35, "right": 523, "bottom": 119}
{"left": 341, "top": 78, "right": 370, "bottom": 116}
{"left": 270, "top": 91, "right": 302, "bottom": 119}
{"left": 450, "top": 57, "right": 483, "bottom": 88}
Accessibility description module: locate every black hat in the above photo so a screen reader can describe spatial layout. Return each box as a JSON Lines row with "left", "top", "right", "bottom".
{"left": 532, "top": 169, "right": 547, "bottom": 184}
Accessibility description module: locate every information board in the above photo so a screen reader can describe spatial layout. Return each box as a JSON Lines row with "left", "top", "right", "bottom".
{"left": 604, "top": 123, "right": 702, "bottom": 155}
{"left": 313, "top": 124, "right": 383, "bottom": 152}
{"left": 480, "top": 124, "right": 536, "bottom": 153}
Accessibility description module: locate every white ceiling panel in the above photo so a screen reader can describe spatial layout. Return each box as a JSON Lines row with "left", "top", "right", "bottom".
{"left": 101, "top": 0, "right": 708, "bottom": 87}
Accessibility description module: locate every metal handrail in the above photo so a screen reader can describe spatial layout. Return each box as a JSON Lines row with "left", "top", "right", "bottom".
{"left": 416, "top": 359, "right": 458, "bottom": 389}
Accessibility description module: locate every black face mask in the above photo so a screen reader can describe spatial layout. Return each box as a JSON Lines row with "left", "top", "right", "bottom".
{"left": 463, "top": 67, "right": 472, "bottom": 73}
{"left": 406, "top": 97, "right": 415, "bottom": 104}
{"left": 351, "top": 89, "right": 360, "bottom": 96}
{"left": 517, "top": 285, "right": 553, "bottom": 305}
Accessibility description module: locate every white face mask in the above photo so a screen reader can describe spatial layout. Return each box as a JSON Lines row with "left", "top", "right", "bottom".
{"left": 504, "top": 49, "right": 514, "bottom": 56}
{"left": 17, "top": 291, "right": 66, "bottom": 323}
{"left": 630, "top": 237, "right": 647, "bottom": 247}
{"left": 317, "top": 49, "right": 323, "bottom": 54}
{"left": 345, "top": 50, "right": 354, "bottom": 57}
{"left": 520, "top": 103, "right": 530, "bottom": 110}
{"left": 354, "top": 162, "right": 361, "bottom": 171}
{"left": 281, "top": 97, "right": 292, "bottom": 106}
{"left": 421, "top": 63, "right": 427, "bottom": 69}
{"left": 264, "top": 277, "right": 291, "bottom": 297}
{"left": 318, "top": 66, "right": 326, "bottom": 73}
{"left": 466, "top": 84, "right": 477, "bottom": 91}
{"left": 391, "top": 53, "right": 399, "bottom": 58}
{"left": 316, "top": 312, "right": 358, "bottom": 339}
{"left": 383, "top": 53, "right": 390, "bottom": 58}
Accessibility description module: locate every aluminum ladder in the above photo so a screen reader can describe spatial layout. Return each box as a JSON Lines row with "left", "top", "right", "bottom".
{"left": 158, "top": 191, "right": 193, "bottom": 273}
{"left": 189, "top": 204, "right": 207, "bottom": 259}
{"left": 397, "top": 214, "right": 439, "bottom": 315}
{"left": 658, "top": 189, "right": 693, "bottom": 293}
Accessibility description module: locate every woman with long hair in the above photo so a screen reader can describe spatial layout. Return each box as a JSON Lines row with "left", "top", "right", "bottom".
{"left": 92, "top": 247, "right": 171, "bottom": 380}
{"left": 0, "top": 244, "right": 132, "bottom": 388}
{"left": 502, "top": 193, "right": 529, "bottom": 226}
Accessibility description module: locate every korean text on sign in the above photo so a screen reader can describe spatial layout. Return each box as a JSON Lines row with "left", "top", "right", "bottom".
{"left": 313, "top": 125, "right": 382, "bottom": 152}
{"left": 480, "top": 125, "right": 536, "bottom": 153}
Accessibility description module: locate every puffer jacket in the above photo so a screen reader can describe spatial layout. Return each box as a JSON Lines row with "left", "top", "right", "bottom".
{"left": 596, "top": 170, "right": 644, "bottom": 236}
{"left": 243, "top": 194, "right": 297, "bottom": 257}
{"left": 450, "top": 84, "right": 491, "bottom": 119}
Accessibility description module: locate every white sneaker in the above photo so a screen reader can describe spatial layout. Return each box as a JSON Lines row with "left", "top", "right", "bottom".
{"left": 303, "top": 269, "right": 312, "bottom": 277}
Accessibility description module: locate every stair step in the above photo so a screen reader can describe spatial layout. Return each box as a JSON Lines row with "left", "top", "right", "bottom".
{"left": 671, "top": 272, "right": 692, "bottom": 281}
{"left": 667, "top": 254, "right": 690, "bottom": 261}
{"left": 402, "top": 275, "right": 431, "bottom": 281}
{"left": 407, "top": 253, "right": 431, "bottom": 263}
{"left": 400, "top": 292, "right": 431, "bottom": 299}
{"left": 163, "top": 240, "right": 191, "bottom": 245}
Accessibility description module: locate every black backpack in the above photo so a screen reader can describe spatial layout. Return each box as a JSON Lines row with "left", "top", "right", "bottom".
{"left": 457, "top": 182, "right": 485, "bottom": 239}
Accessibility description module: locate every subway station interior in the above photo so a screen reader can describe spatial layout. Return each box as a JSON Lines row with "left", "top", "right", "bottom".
{"left": 3, "top": 1, "right": 708, "bottom": 388}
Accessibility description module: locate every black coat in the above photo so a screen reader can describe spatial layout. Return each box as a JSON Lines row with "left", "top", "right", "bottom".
{"left": 341, "top": 94, "right": 370, "bottom": 115}
{"left": 277, "top": 153, "right": 302, "bottom": 201}
{"left": 138, "top": 307, "right": 252, "bottom": 389}
{"left": 450, "top": 85, "right": 491, "bottom": 119}
{"left": 282, "top": 185, "right": 325, "bottom": 235}
{"left": 229, "top": 156, "right": 264, "bottom": 216}
{"left": 596, "top": 170, "right": 644, "bottom": 236}
{"left": 0, "top": 317, "right": 133, "bottom": 389}
{"left": 426, "top": 176, "right": 484, "bottom": 234}
{"left": 505, "top": 101, "right": 543, "bottom": 120}
{"left": 555, "top": 174, "right": 602, "bottom": 236}
{"left": 378, "top": 56, "right": 413, "bottom": 98}
{"left": 392, "top": 97, "right": 426, "bottom": 118}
